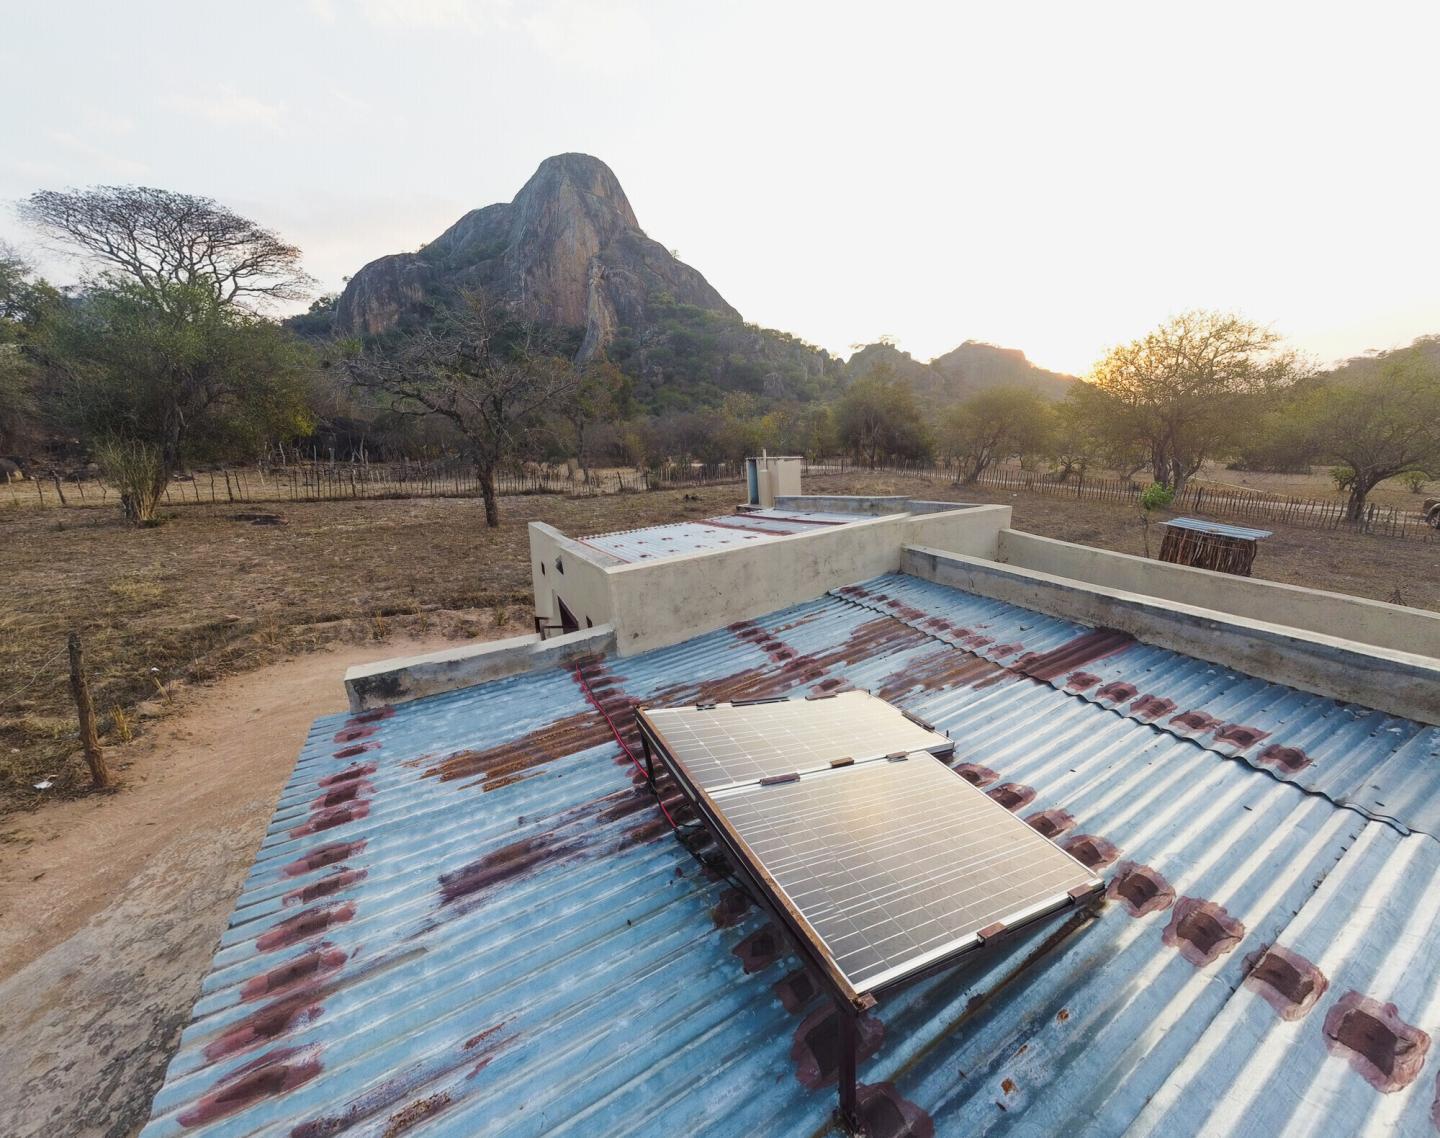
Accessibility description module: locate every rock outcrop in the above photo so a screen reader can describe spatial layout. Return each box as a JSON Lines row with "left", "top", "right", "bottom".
{"left": 845, "top": 339, "right": 1076, "bottom": 401}
{"left": 332, "top": 154, "right": 737, "bottom": 359}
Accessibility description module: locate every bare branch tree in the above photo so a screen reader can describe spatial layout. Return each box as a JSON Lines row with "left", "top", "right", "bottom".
{"left": 345, "top": 292, "right": 579, "bottom": 526}
{"left": 19, "top": 186, "right": 312, "bottom": 311}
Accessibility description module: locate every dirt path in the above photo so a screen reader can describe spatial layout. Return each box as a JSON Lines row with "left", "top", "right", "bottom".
{"left": 0, "top": 631, "right": 509, "bottom": 1138}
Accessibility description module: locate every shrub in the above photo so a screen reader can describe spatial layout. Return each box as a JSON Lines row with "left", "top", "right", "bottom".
{"left": 94, "top": 438, "right": 167, "bottom": 524}
{"left": 1140, "top": 482, "right": 1175, "bottom": 511}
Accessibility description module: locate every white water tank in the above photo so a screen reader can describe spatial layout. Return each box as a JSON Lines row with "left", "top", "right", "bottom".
{"left": 744, "top": 456, "right": 803, "bottom": 507}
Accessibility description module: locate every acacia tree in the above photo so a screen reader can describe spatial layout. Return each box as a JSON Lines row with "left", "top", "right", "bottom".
{"left": 346, "top": 292, "right": 578, "bottom": 526}
{"left": 942, "top": 387, "right": 1054, "bottom": 483}
{"left": 1088, "top": 311, "right": 1306, "bottom": 495}
{"left": 20, "top": 186, "right": 312, "bottom": 311}
{"left": 41, "top": 281, "right": 315, "bottom": 522}
{"left": 18, "top": 188, "right": 317, "bottom": 521}
{"left": 1303, "top": 343, "right": 1440, "bottom": 520}
{"left": 834, "top": 366, "right": 932, "bottom": 467}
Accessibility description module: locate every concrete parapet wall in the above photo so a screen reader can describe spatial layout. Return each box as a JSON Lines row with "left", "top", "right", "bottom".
{"left": 905, "top": 544, "right": 1440, "bottom": 725}
{"left": 606, "top": 505, "right": 1012, "bottom": 656}
{"left": 773, "top": 494, "right": 911, "bottom": 515}
{"left": 344, "top": 625, "right": 615, "bottom": 711}
{"left": 999, "top": 528, "right": 1440, "bottom": 660}
{"left": 528, "top": 522, "right": 618, "bottom": 633}
{"left": 773, "top": 495, "right": 988, "bottom": 517}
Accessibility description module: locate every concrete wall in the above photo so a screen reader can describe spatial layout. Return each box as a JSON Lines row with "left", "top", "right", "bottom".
{"left": 606, "top": 505, "right": 1011, "bottom": 655}
{"left": 905, "top": 544, "right": 1440, "bottom": 725}
{"left": 774, "top": 495, "right": 989, "bottom": 517}
{"left": 345, "top": 624, "right": 616, "bottom": 711}
{"left": 999, "top": 528, "right": 1440, "bottom": 660}
{"left": 774, "top": 494, "right": 911, "bottom": 516}
{"left": 528, "top": 523, "right": 619, "bottom": 633}
{"left": 904, "top": 506, "right": 1011, "bottom": 558}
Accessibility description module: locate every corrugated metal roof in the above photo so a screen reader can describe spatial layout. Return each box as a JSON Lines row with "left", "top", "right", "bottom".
{"left": 839, "top": 576, "right": 1440, "bottom": 839}
{"left": 580, "top": 509, "right": 864, "bottom": 562}
{"left": 1164, "top": 516, "right": 1274, "bottom": 541}
{"left": 140, "top": 573, "right": 1440, "bottom": 1138}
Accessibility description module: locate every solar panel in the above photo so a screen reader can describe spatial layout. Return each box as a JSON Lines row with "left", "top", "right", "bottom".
{"left": 712, "top": 755, "right": 1101, "bottom": 993}
{"left": 639, "top": 690, "right": 952, "bottom": 793}
{"left": 636, "top": 693, "right": 1101, "bottom": 1130}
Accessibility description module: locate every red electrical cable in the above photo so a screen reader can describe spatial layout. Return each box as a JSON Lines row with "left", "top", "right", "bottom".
{"left": 573, "top": 664, "right": 680, "bottom": 831}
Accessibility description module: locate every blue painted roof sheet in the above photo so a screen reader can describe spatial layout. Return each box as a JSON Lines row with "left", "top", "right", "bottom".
{"left": 1164, "top": 516, "right": 1274, "bottom": 541}
{"left": 140, "top": 573, "right": 1440, "bottom": 1138}
{"left": 580, "top": 509, "right": 863, "bottom": 562}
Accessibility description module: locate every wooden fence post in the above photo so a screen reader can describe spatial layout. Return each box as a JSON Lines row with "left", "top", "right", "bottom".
{"left": 67, "top": 631, "right": 113, "bottom": 789}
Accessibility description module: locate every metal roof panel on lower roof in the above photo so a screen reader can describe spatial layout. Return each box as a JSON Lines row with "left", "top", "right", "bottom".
{"left": 140, "top": 573, "right": 1440, "bottom": 1138}
{"left": 580, "top": 509, "right": 863, "bottom": 563}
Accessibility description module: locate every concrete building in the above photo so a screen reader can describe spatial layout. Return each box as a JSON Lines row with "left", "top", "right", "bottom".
{"left": 140, "top": 486, "right": 1440, "bottom": 1138}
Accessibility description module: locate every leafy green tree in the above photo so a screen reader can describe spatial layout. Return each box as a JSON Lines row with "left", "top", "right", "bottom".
{"left": 1088, "top": 311, "right": 1306, "bottom": 495}
{"left": 0, "top": 247, "right": 46, "bottom": 454}
{"left": 758, "top": 402, "right": 835, "bottom": 462}
{"left": 1301, "top": 342, "right": 1440, "bottom": 519}
{"left": 714, "top": 392, "right": 766, "bottom": 461}
{"left": 1049, "top": 387, "right": 1100, "bottom": 482}
{"left": 564, "top": 359, "right": 633, "bottom": 481}
{"left": 0, "top": 343, "right": 38, "bottom": 456}
{"left": 1227, "top": 399, "right": 1321, "bottom": 473}
{"left": 834, "top": 367, "right": 932, "bottom": 467}
{"left": 943, "top": 387, "right": 1055, "bottom": 483}
{"left": 41, "top": 281, "right": 315, "bottom": 522}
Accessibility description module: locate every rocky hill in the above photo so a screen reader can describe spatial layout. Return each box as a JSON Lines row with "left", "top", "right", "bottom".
{"left": 319, "top": 152, "right": 1068, "bottom": 410}
{"left": 331, "top": 154, "right": 732, "bottom": 352}
{"left": 322, "top": 153, "right": 837, "bottom": 408}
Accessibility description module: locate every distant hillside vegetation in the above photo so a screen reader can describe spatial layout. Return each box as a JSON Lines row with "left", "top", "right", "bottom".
{"left": 845, "top": 340, "right": 1076, "bottom": 401}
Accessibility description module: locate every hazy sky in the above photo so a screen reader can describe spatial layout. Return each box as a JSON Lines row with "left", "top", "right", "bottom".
{"left": 3, "top": 1, "right": 1437, "bottom": 375}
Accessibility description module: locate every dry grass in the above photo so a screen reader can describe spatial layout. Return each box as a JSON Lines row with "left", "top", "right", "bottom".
{"left": 0, "top": 485, "right": 749, "bottom": 809}
{"left": 3, "top": 472, "right": 1435, "bottom": 813}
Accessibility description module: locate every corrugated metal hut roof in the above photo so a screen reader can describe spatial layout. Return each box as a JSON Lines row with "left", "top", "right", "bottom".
{"left": 1163, "top": 516, "right": 1274, "bottom": 541}
{"left": 139, "top": 573, "right": 1440, "bottom": 1138}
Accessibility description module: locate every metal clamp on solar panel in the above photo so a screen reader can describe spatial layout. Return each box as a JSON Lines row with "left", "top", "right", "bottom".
{"left": 634, "top": 690, "right": 1104, "bottom": 1135}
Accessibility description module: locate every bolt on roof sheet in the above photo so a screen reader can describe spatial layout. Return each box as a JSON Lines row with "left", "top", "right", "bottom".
{"left": 139, "top": 573, "right": 1440, "bottom": 1138}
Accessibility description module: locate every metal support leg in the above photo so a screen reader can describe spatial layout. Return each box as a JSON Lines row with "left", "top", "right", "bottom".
{"left": 836, "top": 999, "right": 861, "bottom": 1134}
{"left": 640, "top": 731, "right": 655, "bottom": 788}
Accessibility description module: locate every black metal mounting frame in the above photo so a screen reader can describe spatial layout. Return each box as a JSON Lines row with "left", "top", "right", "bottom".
{"left": 635, "top": 708, "right": 1103, "bottom": 1136}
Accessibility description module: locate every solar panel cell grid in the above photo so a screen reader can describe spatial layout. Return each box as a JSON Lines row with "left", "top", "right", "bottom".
{"left": 641, "top": 691, "right": 951, "bottom": 792}
{"left": 716, "top": 757, "right": 1099, "bottom": 992}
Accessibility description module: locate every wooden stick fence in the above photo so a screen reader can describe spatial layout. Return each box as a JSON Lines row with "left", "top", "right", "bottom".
{"left": 0, "top": 460, "right": 745, "bottom": 511}
{"left": 3, "top": 454, "right": 1433, "bottom": 542}
{"left": 802, "top": 459, "right": 1437, "bottom": 543}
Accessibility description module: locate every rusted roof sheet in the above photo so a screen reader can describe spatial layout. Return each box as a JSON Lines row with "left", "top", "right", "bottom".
{"left": 140, "top": 574, "right": 1440, "bottom": 1138}
{"left": 840, "top": 575, "right": 1440, "bottom": 839}
{"left": 580, "top": 509, "right": 862, "bottom": 562}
